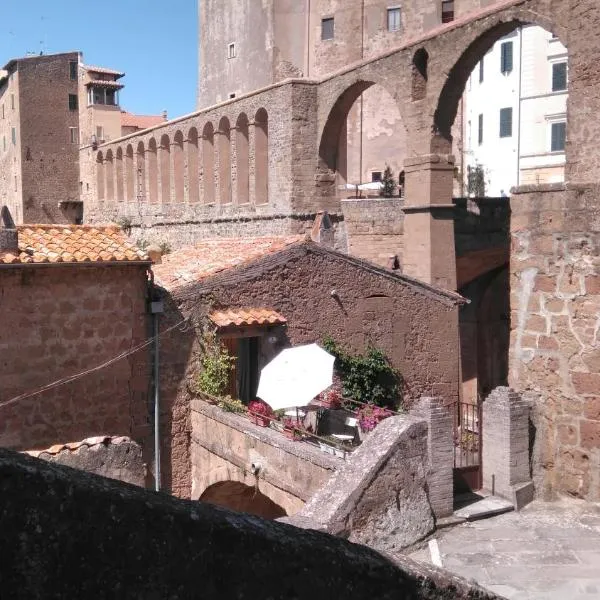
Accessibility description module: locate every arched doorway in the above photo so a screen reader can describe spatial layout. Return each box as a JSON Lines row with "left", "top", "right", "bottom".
{"left": 200, "top": 481, "right": 287, "bottom": 520}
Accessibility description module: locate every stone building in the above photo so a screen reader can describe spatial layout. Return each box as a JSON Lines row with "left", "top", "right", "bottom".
{"left": 151, "top": 235, "right": 464, "bottom": 497}
{"left": 0, "top": 52, "right": 164, "bottom": 225}
{"left": 0, "top": 209, "right": 152, "bottom": 479}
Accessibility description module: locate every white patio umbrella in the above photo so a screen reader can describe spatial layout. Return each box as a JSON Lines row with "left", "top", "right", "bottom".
{"left": 256, "top": 343, "right": 335, "bottom": 411}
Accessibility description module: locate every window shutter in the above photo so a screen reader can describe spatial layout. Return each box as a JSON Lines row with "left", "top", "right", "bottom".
{"left": 551, "top": 122, "right": 566, "bottom": 152}
{"left": 478, "top": 114, "right": 484, "bottom": 145}
{"left": 552, "top": 63, "right": 567, "bottom": 92}
{"left": 501, "top": 42, "right": 513, "bottom": 74}
{"left": 499, "top": 108, "right": 513, "bottom": 138}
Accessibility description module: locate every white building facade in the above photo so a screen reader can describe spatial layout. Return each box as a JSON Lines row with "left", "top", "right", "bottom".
{"left": 463, "top": 25, "right": 568, "bottom": 196}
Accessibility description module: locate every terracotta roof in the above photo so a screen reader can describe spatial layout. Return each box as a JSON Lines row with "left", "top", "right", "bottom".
{"left": 24, "top": 436, "right": 132, "bottom": 458}
{"left": 0, "top": 224, "right": 150, "bottom": 265}
{"left": 86, "top": 79, "right": 124, "bottom": 89}
{"left": 121, "top": 111, "right": 166, "bottom": 130}
{"left": 153, "top": 236, "right": 305, "bottom": 291}
{"left": 210, "top": 308, "right": 287, "bottom": 328}
{"left": 83, "top": 64, "right": 124, "bottom": 78}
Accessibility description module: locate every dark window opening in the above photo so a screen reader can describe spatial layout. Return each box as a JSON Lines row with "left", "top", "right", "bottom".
{"left": 552, "top": 62, "right": 567, "bottom": 92}
{"left": 321, "top": 17, "right": 334, "bottom": 40}
{"left": 441, "top": 0, "right": 454, "bottom": 23}
{"left": 479, "top": 57, "right": 484, "bottom": 83}
{"left": 499, "top": 107, "right": 513, "bottom": 138}
{"left": 387, "top": 7, "right": 401, "bottom": 32}
{"left": 223, "top": 336, "right": 261, "bottom": 404}
{"left": 500, "top": 42, "right": 513, "bottom": 74}
{"left": 478, "top": 114, "right": 484, "bottom": 145}
{"left": 371, "top": 171, "right": 382, "bottom": 182}
{"left": 68, "top": 94, "right": 78, "bottom": 111}
{"left": 551, "top": 122, "right": 566, "bottom": 152}
{"left": 69, "top": 61, "right": 78, "bottom": 80}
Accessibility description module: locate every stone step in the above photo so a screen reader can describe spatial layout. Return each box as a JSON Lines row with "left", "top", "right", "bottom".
{"left": 453, "top": 495, "right": 514, "bottom": 521}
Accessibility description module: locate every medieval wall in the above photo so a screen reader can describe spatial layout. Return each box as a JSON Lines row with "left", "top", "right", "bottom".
{"left": 0, "top": 264, "right": 150, "bottom": 469}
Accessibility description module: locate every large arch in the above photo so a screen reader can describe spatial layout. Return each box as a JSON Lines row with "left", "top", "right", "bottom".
{"left": 148, "top": 138, "right": 158, "bottom": 204}
{"left": 187, "top": 127, "right": 199, "bottom": 203}
{"left": 235, "top": 113, "right": 249, "bottom": 205}
{"left": 115, "top": 147, "right": 124, "bottom": 202}
{"left": 105, "top": 149, "right": 114, "bottom": 202}
{"left": 173, "top": 130, "right": 185, "bottom": 202}
{"left": 96, "top": 151, "right": 104, "bottom": 200}
{"left": 217, "top": 117, "right": 231, "bottom": 204}
{"left": 254, "top": 108, "right": 268, "bottom": 204}
{"left": 125, "top": 144, "right": 134, "bottom": 201}
{"left": 199, "top": 481, "right": 287, "bottom": 520}
{"left": 160, "top": 134, "right": 171, "bottom": 203}
{"left": 202, "top": 122, "right": 215, "bottom": 204}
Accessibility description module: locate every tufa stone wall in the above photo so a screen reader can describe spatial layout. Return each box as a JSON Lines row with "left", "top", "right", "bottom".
{"left": 0, "top": 448, "right": 503, "bottom": 600}
{"left": 0, "top": 264, "right": 151, "bottom": 471}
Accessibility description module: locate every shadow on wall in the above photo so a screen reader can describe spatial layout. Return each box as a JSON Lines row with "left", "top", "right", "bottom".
{"left": 200, "top": 481, "right": 287, "bottom": 520}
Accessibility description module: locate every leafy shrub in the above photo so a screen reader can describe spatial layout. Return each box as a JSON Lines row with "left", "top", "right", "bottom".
{"left": 196, "top": 332, "right": 235, "bottom": 397}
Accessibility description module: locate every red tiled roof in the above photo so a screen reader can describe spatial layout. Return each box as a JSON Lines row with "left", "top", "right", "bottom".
{"left": 121, "top": 111, "right": 166, "bottom": 130}
{"left": 210, "top": 308, "right": 287, "bottom": 328}
{"left": 0, "top": 225, "right": 150, "bottom": 265}
{"left": 24, "top": 436, "right": 132, "bottom": 458}
{"left": 83, "top": 64, "right": 124, "bottom": 78}
{"left": 153, "top": 236, "right": 305, "bottom": 291}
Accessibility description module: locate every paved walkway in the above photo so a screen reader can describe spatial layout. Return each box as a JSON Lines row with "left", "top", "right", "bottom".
{"left": 407, "top": 499, "right": 600, "bottom": 600}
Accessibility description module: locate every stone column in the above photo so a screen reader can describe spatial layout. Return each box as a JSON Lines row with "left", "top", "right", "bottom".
{"left": 411, "top": 396, "right": 453, "bottom": 518}
{"left": 482, "top": 387, "right": 533, "bottom": 509}
{"left": 402, "top": 154, "right": 457, "bottom": 291}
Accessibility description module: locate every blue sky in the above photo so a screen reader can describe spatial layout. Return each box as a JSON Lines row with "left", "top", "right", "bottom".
{"left": 0, "top": 0, "right": 198, "bottom": 119}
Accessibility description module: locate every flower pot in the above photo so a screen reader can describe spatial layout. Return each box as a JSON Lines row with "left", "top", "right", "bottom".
{"left": 250, "top": 414, "right": 270, "bottom": 427}
{"left": 284, "top": 428, "right": 300, "bottom": 441}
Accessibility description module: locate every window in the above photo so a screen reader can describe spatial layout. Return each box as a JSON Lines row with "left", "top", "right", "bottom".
{"left": 499, "top": 107, "right": 513, "bottom": 138}
{"left": 2, "top": 136, "right": 5, "bottom": 151}
{"left": 478, "top": 114, "right": 483, "bottom": 145}
{"left": 551, "top": 121, "right": 566, "bottom": 152}
{"left": 441, "top": 0, "right": 454, "bottom": 23}
{"left": 11, "top": 127, "right": 16, "bottom": 145}
{"left": 69, "top": 61, "right": 78, "bottom": 80}
{"left": 69, "top": 127, "right": 79, "bottom": 144}
{"left": 11, "top": 94, "right": 14, "bottom": 110}
{"left": 222, "top": 336, "right": 261, "bottom": 404}
{"left": 371, "top": 171, "right": 382, "bottom": 182}
{"left": 387, "top": 7, "right": 401, "bottom": 32}
{"left": 14, "top": 176, "right": 17, "bottom": 192}
{"left": 321, "top": 17, "right": 334, "bottom": 40}
{"left": 105, "top": 89, "right": 117, "bottom": 106}
{"left": 68, "top": 94, "right": 78, "bottom": 111}
{"left": 228, "top": 42, "right": 236, "bottom": 59}
{"left": 229, "top": 93, "right": 236, "bottom": 99}
{"left": 479, "top": 57, "right": 484, "bottom": 83}
{"left": 500, "top": 42, "right": 513, "bottom": 74}
{"left": 552, "top": 62, "right": 567, "bottom": 92}
{"left": 96, "top": 126, "right": 105, "bottom": 142}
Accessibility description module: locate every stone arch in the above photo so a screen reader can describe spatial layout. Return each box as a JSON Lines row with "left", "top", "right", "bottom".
{"left": 199, "top": 481, "right": 287, "bottom": 520}
{"left": 148, "top": 138, "right": 158, "bottom": 204}
{"left": 411, "top": 48, "right": 429, "bottom": 101}
{"left": 187, "top": 127, "right": 199, "bottom": 203}
{"left": 136, "top": 141, "right": 146, "bottom": 202}
{"left": 235, "top": 113, "right": 249, "bottom": 205}
{"left": 105, "top": 149, "right": 114, "bottom": 201}
{"left": 96, "top": 151, "right": 105, "bottom": 200}
{"left": 125, "top": 144, "right": 134, "bottom": 201}
{"left": 160, "top": 133, "right": 171, "bottom": 203}
{"left": 433, "top": 14, "right": 564, "bottom": 149}
{"left": 202, "top": 122, "right": 215, "bottom": 204}
{"left": 254, "top": 108, "right": 268, "bottom": 204}
{"left": 217, "top": 116, "right": 231, "bottom": 204}
{"left": 115, "top": 147, "right": 124, "bottom": 202}
{"left": 173, "top": 130, "right": 184, "bottom": 202}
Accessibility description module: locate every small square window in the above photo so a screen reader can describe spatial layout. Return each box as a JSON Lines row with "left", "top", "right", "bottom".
{"left": 499, "top": 107, "right": 513, "bottom": 138}
{"left": 500, "top": 42, "right": 513, "bottom": 74}
{"left": 387, "top": 7, "right": 401, "bottom": 32}
{"left": 371, "top": 171, "right": 382, "bottom": 182}
{"left": 69, "top": 127, "right": 79, "bottom": 144}
{"left": 441, "top": 0, "right": 454, "bottom": 23}
{"left": 551, "top": 121, "right": 566, "bottom": 152}
{"left": 69, "top": 61, "right": 78, "bottom": 80}
{"left": 552, "top": 62, "right": 567, "bottom": 92}
{"left": 321, "top": 17, "right": 334, "bottom": 41}
{"left": 228, "top": 93, "right": 236, "bottom": 99}
{"left": 478, "top": 114, "right": 484, "bottom": 145}
{"left": 68, "top": 94, "right": 78, "bottom": 111}
{"left": 228, "top": 43, "right": 236, "bottom": 59}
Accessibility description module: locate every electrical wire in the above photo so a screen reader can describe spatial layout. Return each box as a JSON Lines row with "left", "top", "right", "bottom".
{"left": 0, "top": 316, "right": 190, "bottom": 412}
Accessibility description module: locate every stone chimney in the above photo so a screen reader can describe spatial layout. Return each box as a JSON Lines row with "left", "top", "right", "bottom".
{"left": 310, "top": 211, "right": 335, "bottom": 248}
{"left": 0, "top": 206, "right": 18, "bottom": 254}
{"left": 162, "top": 110, "right": 168, "bottom": 121}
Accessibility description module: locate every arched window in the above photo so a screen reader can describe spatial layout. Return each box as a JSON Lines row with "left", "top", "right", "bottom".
{"left": 105, "top": 149, "right": 114, "bottom": 201}
{"left": 136, "top": 142, "right": 146, "bottom": 202}
{"left": 235, "top": 114, "right": 249, "bottom": 204}
{"left": 96, "top": 151, "right": 105, "bottom": 200}
{"left": 218, "top": 117, "right": 231, "bottom": 204}
{"left": 115, "top": 147, "right": 124, "bottom": 202}
{"left": 187, "top": 127, "right": 199, "bottom": 203}
{"left": 148, "top": 138, "right": 158, "bottom": 204}
{"left": 173, "top": 131, "right": 184, "bottom": 202}
{"left": 202, "top": 122, "right": 215, "bottom": 204}
{"left": 125, "top": 145, "right": 134, "bottom": 201}
{"left": 160, "top": 134, "right": 171, "bottom": 203}
{"left": 254, "top": 108, "right": 269, "bottom": 204}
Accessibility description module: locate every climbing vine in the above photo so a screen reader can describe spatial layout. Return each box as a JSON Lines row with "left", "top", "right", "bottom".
{"left": 195, "top": 330, "right": 235, "bottom": 397}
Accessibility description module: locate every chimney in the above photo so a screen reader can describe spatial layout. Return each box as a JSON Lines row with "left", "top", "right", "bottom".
{"left": 310, "top": 210, "right": 334, "bottom": 248}
{"left": 162, "top": 110, "right": 168, "bottom": 121}
{"left": 0, "top": 206, "right": 18, "bottom": 254}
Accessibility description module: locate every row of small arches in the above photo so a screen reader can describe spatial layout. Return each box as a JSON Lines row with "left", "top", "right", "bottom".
{"left": 96, "top": 108, "right": 269, "bottom": 206}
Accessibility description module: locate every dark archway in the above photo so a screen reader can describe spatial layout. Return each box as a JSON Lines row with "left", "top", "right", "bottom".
{"left": 200, "top": 481, "right": 287, "bottom": 520}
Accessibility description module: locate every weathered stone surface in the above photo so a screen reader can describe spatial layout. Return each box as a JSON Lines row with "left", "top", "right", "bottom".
{"left": 287, "top": 415, "right": 435, "bottom": 552}
{"left": 0, "top": 448, "right": 502, "bottom": 600}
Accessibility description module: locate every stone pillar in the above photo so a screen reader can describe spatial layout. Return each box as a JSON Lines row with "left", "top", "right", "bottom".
{"left": 482, "top": 387, "right": 534, "bottom": 509}
{"left": 411, "top": 397, "right": 453, "bottom": 518}
{"left": 402, "top": 154, "right": 457, "bottom": 291}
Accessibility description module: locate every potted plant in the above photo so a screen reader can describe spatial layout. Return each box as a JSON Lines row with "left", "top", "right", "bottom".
{"left": 282, "top": 417, "right": 303, "bottom": 441}
{"left": 248, "top": 400, "right": 273, "bottom": 427}
{"left": 313, "top": 388, "right": 342, "bottom": 409}
{"left": 357, "top": 404, "right": 392, "bottom": 437}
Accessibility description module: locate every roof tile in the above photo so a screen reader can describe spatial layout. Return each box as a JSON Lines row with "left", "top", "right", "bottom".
{"left": 210, "top": 308, "right": 287, "bottom": 329}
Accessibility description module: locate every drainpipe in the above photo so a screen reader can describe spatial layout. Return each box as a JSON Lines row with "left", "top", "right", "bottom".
{"left": 516, "top": 26, "right": 523, "bottom": 187}
{"left": 148, "top": 270, "right": 164, "bottom": 492}
{"left": 359, "top": 0, "right": 365, "bottom": 182}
